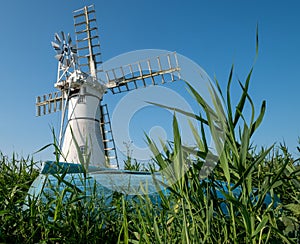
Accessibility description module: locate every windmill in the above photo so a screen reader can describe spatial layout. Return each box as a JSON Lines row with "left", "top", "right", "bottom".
{"left": 36, "top": 5, "right": 181, "bottom": 169}
{"left": 27, "top": 5, "right": 278, "bottom": 212}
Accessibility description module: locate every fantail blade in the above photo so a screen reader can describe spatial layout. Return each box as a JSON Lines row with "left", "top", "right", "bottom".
{"left": 54, "top": 33, "right": 61, "bottom": 44}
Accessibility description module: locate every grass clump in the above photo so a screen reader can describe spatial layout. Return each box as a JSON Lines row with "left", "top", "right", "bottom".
{"left": 0, "top": 154, "right": 39, "bottom": 242}
{"left": 0, "top": 154, "right": 125, "bottom": 243}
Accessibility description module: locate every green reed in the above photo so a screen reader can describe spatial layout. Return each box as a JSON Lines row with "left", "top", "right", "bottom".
{"left": 0, "top": 30, "right": 299, "bottom": 243}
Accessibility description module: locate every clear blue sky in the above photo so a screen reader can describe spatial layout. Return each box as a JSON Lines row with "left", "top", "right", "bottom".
{"left": 0, "top": 0, "right": 300, "bottom": 162}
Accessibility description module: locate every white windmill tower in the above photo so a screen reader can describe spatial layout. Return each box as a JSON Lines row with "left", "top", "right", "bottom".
{"left": 36, "top": 5, "right": 181, "bottom": 169}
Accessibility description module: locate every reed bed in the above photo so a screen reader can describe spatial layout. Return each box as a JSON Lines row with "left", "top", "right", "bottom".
{"left": 1, "top": 47, "right": 299, "bottom": 243}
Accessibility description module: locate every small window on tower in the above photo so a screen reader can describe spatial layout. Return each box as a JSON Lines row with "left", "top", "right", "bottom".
{"left": 78, "top": 95, "right": 86, "bottom": 104}
{"left": 79, "top": 145, "right": 86, "bottom": 155}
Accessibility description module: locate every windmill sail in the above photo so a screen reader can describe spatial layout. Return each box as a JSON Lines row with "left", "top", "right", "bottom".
{"left": 73, "top": 5, "right": 102, "bottom": 78}
{"left": 36, "top": 91, "right": 64, "bottom": 116}
{"left": 104, "top": 52, "right": 181, "bottom": 94}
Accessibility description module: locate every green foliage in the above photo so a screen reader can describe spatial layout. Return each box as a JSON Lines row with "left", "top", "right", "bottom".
{"left": 0, "top": 156, "right": 126, "bottom": 243}
{"left": 0, "top": 45, "right": 299, "bottom": 243}
{"left": 140, "top": 64, "right": 300, "bottom": 243}
{"left": 123, "top": 141, "right": 154, "bottom": 172}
